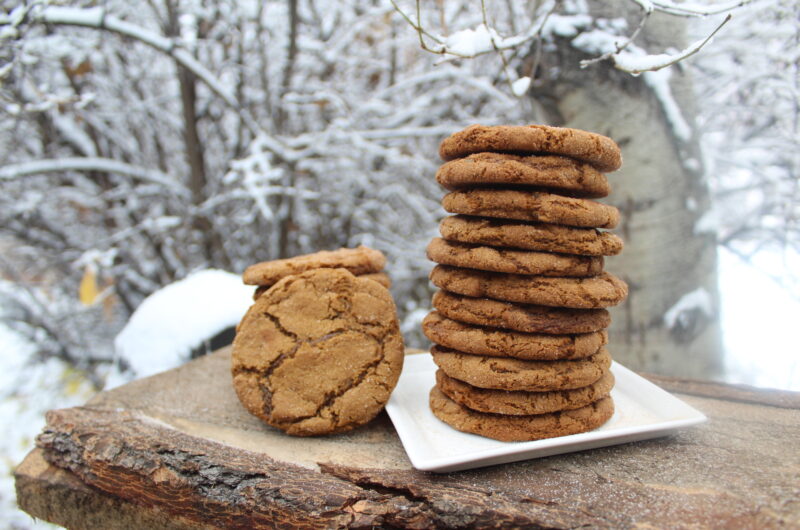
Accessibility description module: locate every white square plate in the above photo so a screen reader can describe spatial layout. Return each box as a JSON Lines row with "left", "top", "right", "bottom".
{"left": 386, "top": 354, "right": 707, "bottom": 472}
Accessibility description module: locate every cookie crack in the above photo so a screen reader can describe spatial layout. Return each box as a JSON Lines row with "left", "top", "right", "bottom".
{"left": 281, "top": 331, "right": 387, "bottom": 429}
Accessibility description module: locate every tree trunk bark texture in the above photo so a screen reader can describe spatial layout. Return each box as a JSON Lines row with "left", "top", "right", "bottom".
{"left": 18, "top": 349, "right": 800, "bottom": 529}
{"left": 533, "top": 8, "right": 722, "bottom": 379}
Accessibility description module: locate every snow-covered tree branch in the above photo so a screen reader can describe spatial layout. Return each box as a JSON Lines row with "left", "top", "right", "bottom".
{"left": 390, "top": 0, "right": 749, "bottom": 94}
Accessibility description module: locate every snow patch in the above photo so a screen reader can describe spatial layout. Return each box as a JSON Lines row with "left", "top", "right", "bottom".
{"left": 663, "top": 287, "right": 714, "bottom": 331}
{"left": 443, "top": 25, "right": 496, "bottom": 56}
{"left": 694, "top": 207, "right": 720, "bottom": 235}
{"left": 541, "top": 14, "right": 593, "bottom": 38}
{"left": 511, "top": 77, "right": 531, "bottom": 97}
{"left": 114, "top": 269, "right": 253, "bottom": 380}
{"left": 643, "top": 69, "right": 692, "bottom": 142}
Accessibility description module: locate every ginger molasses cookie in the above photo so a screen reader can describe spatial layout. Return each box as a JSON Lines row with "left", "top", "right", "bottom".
{"left": 436, "top": 153, "right": 611, "bottom": 198}
{"left": 231, "top": 268, "right": 404, "bottom": 436}
{"left": 243, "top": 245, "right": 386, "bottom": 286}
{"left": 439, "top": 215, "right": 623, "bottom": 256}
{"left": 436, "top": 369, "right": 615, "bottom": 416}
{"left": 438, "top": 124, "right": 622, "bottom": 173}
{"left": 442, "top": 189, "right": 619, "bottom": 229}
{"left": 359, "top": 272, "right": 392, "bottom": 288}
{"left": 430, "top": 265, "right": 628, "bottom": 309}
{"left": 429, "top": 386, "right": 615, "bottom": 442}
{"left": 427, "top": 237, "right": 603, "bottom": 277}
{"left": 431, "top": 345, "right": 612, "bottom": 392}
{"left": 423, "top": 312, "right": 607, "bottom": 360}
{"left": 252, "top": 271, "right": 391, "bottom": 300}
{"left": 432, "top": 291, "right": 611, "bottom": 334}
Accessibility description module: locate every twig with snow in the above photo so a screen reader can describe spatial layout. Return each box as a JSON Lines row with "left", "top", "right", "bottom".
{"left": 0, "top": 157, "right": 190, "bottom": 198}
{"left": 390, "top": 0, "right": 747, "bottom": 84}
{"left": 651, "top": 0, "right": 755, "bottom": 17}
{"left": 25, "top": 6, "right": 312, "bottom": 164}
{"left": 609, "top": 14, "right": 732, "bottom": 74}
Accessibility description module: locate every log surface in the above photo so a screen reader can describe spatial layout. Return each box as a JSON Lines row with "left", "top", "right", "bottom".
{"left": 18, "top": 348, "right": 800, "bottom": 529}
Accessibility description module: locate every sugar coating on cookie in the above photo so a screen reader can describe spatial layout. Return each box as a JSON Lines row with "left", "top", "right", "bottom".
{"left": 430, "top": 265, "right": 628, "bottom": 309}
{"left": 429, "top": 386, "right": 615, "bottom": 442}
{"left": 427, "top": 237, "right": 603, "bottom": 277}
{"left": 436, "top": 369, "right": 615, "bottom": 416}
{"left": 231, "top": 268, "right": 404, "bottom": 436}
{"left": 432, "top": 291, "right": 611, "bottom": 334}
{"left": 242, "top": 245, "right": 386, "bottom": 286}
{"left": 438, "top": 124, "right": 622, "bottom": 173}
{"left": 436, "top": 153, "right": 610, "bottom": 198}
{"left": 439, "top": 215, "right": 623, "bottom": 256}
{"left": 423, "top": 311, "right": 607, "bottom": 360}
{"left": 442, "top": 189, "right": 620, "bottom": 229}
{"left": 431, "top": 345, "right": 612, "bottom": 391}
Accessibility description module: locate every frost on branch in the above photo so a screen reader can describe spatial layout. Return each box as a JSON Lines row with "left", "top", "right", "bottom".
{"left": 391, "top": 0, "right": 743, "bottom": 98}
{"left": 0, "top": 0, "right": 531, "bottom": 376}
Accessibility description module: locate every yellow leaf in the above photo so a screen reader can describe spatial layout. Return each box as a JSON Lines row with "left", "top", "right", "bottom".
{"left": 79, "top": 266, "right": 99, "bottom": 306}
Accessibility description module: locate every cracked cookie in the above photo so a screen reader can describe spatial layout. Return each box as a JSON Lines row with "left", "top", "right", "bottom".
{"left": 243, "top": 245, "right": 386, "bottom": 286}
{"left": 436, "top": 368, "right": 615, "bottom": 416}
{"left": 231, "top": 268, "right": 404, "bottom": 436}
{"left": 427, "top": 237, "right": 603, "bottom": 277}
{"left": 439, "top": 215, "right": 623, "bottom": 256}
{"left": 438, "top": 124, "right": 622, "bottom": 173}
{"left": 423, "top": 312, "right": 607, "bottom": 360}
{"left": 442, "top": 189, "right": 620, "bottom": 229}
{"left": 431, "top": 345, "right": 611, "bottom": 391}
{"left": 430, "top": 265, "right": 628, "bottom": 309}
{"left": 432, "top": 291, "right": 611, "bottom": 334}
{"left": 436, "top": 152, "right": 610, "bottom": 198}
{"left": 430, "top": 386, "right": 615, "bottom": 442}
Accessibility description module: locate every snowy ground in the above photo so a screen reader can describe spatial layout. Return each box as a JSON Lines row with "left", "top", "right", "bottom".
{"left": 0, "top": 324, "right": 91, "bottom": 529}
{"left": 1, "top": 254, "right": 799, "bottom": 526}
{"left": 718, "top": 248, "right": 800, "bottom": 391}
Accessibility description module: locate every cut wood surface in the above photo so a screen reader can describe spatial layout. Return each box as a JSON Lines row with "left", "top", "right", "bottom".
{"left": 18, "top": 348, "right": 800, "bottom": 529}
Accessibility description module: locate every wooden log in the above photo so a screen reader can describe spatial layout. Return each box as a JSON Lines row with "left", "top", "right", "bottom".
{"left": 19, "top": 348, "right": 800, "bottom": 528}
{"left": 15, "top": 449, "right": 203, "bottom": 530}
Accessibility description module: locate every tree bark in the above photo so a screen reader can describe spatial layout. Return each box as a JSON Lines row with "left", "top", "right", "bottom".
{"left": 532, "top": 7, "right": 722, "bottom": 379}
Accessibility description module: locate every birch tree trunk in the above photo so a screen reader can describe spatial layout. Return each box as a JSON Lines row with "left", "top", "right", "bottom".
{"left": 532, "top": 8, "right": 723, "bottom": 378}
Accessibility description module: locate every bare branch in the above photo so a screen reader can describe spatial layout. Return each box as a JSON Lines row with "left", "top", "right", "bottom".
{"left": 35, "top": 6, "right": 262, "bottom": 135}
{"left": 0, "top": 157, "right": 190, "bottom": 198}
{"left": 650, "top": 0, "right": 755, "bottom": 17}
{"left": 612, "top": 14, "right": 732, "bottom": 74}
{"left": 580, "top": 8, "right": 652, "bottom": 69}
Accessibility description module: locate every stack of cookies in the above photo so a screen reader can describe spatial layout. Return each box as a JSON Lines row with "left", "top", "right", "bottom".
{"left": 423, "top": 124, "right": 629, "bottom": 442}
{"left": 233, "top": 247, "right": 405, "bottom": 437}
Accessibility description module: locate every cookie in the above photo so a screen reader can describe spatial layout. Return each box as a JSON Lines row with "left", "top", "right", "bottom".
{"left": 242, "top": 245, "right": 386, "bottom": 286}
{"left": 440, "top": 215, "right": 623, "bottom": 256}
{"left": 231, "top": 268, "right": 404, "bottom": 436}
{"left": 436, "top": 369, "right": 615, "bottom": 415}
{"left": 423, "top": 312, "right": 607, "bottom": 360}
{"left": 430, "top": 265, "right": 628, "bottom": 309}
{"left": 431, "top": 345, "right": 612, "bottom": 391}
{"left": 252, "top": 271, "right": 391, "bottom": 300}
{"left": 438, "top": 124, "right": 622, "bottom": 173}
{"left": 442, "top": 189, "right": 619, "bottom": 229}
{"left": 429, "top": 386, "right": 615, "bottom": 442}
{"left": 436, "top": 153, "right": 610, "bottom": 198}
{"left": 432, "top": 291, "right": 611, "bottom": 334}
{"left": 359, "top": 272, "right": 392, "bottom": 288}
{"left": 426, "top": 237, "right": 603, "bottom": 277}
